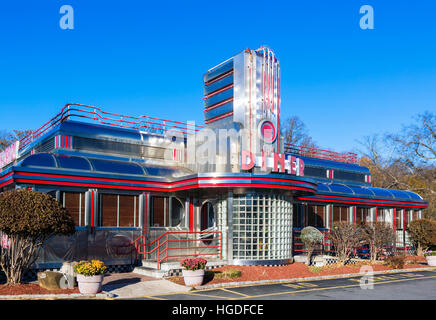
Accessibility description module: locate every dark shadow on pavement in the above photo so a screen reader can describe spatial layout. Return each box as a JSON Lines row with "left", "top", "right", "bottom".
{"left": 102, "top": 277, "right": 143, "bottom": 291}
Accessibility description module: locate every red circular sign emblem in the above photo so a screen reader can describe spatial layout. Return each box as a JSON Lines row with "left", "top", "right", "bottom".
{"left": 260, "top": 120, "right": 276, "bottom": 143}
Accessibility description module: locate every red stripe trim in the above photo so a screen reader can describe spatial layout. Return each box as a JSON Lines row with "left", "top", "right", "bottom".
{"left": 189, "top": 200, "right": 194, "bottom": 232}
{"left": 91, "top": 191, "right": 94, "bottom": 227}
{"left": 15, "top": 178, "right": 315, "bottom": 193}
{"left": 302, "top": 194, "right": 425, "bottom": 206}
{"left": 298, "top": 197, "right": 427, "bottom": 208}
{"left": 204, "top": 97, "right": 233, "bottom": 111}
{"left": 203, "top": 84, "right": 233, "bottom": 99}
{"left": 204, "top": 70, "right": 233, "bottom": 87}
{"left": 0, "top": 172, "right": 13, "bottom": 180}
{"left": 15, "top": 171, "right": 315, "bottom": 188}
{"left": 0, "top": 179, "right": 13, "bottom": 188}
{"left": 205, "top": 112, "right": 233, "bottom": 124}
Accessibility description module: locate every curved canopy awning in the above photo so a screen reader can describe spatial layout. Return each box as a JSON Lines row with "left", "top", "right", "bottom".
{"left": 19, "top": 153, "right": 193, "bottom": 178}
{"left": 303, "top": 182, "right": 427, "bottom": 208}
{"left": 315, "top": 182, "right": 423, "bottom": 201}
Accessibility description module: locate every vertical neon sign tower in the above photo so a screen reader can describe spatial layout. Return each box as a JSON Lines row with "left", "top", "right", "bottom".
{"left": 203, "top": 46, "right": 281, "bottom": 170}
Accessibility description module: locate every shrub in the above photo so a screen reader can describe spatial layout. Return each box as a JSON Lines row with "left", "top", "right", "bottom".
{"left": 361, "top": 222, "right": 396, "bottom": 263}
{"left": 308, "top": 266, "right": 323, "bottom": 273}
{"left": 0, "top": 189, "right": 76, "bottom": 284}
{"left": 327, "top": 222, "right": 365, "bottom": 266}
{"left": 407, "top": 219, "right": 436, "bottom": 256}
{"left": 180, "top": 258, "right": 207, "bottom": 271}
{"left": 383, "top": 256, "right": 405, "bottom": 269}
{"left": 74, "top": 260, "right": 107, "bottom": 276}
{"left": 214, "top": 268, "right": 242, "bottom": 279}
{"left": 424, "top": 251, "right": 436, "bottom": 257}
{"left": 301, "top": 226, "right": 323, "bottom": 265}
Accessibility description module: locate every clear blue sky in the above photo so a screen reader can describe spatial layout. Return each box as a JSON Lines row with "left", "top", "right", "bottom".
{"left": 0, "top": 1, "right": 435, "bottom": 153}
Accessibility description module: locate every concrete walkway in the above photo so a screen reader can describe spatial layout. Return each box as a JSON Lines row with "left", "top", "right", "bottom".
{"left": 100, "top": 272, "right": 191, "bottom": 299}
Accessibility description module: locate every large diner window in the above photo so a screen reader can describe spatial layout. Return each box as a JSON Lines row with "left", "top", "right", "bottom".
{"left": 100, "top": 194, "right": 139, "bottom": 227}
{"left": 405, "top": 209, "right": 414, "bottom": 227}
{"left": 332, "top": 205, "right": 349, "bottom": 224}
{"left": 171, "top": 197, "right": 184, "bottom": 227}
{"left": 62, "top": 191, "right": 86, "bottom": 226}
{"left": 307, "top": 205, "right": 326, "bottom": 228}
{"left": 395, "top": 209, "right": 404, "bottom": 230}
{"left": 293, "top": 204, "right": 302, "bottom": 228}
{"left": 151, "top": 196, "right": 168, "bottom": 227}
{"left": 151, "top": 196, "right": 184, "bottom": 227}
{"left": 355, "top": 207, "right": 371, "bottom": 226}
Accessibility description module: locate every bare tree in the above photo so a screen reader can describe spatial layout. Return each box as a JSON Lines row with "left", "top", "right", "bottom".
{"left": 357, "top": 112, "right": 436, "bottom": 220}
{"left": 0, "top": 129, "right": 32, "bottom": 151}
{"left": 327, "top": 222, "right": 365, "bottom": 266}
{"left": 361, "top": 222, "right": 396, "bottom": 263}
{"left": 281, "top": 116, "right": 317, "bottom": 148}
{"left": 388, "top": 111, "right": 435, "bottom": 163}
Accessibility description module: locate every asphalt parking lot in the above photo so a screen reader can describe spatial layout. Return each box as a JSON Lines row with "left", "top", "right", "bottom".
{"left": 140, "top": 269, "right": 436, "bottom": 300}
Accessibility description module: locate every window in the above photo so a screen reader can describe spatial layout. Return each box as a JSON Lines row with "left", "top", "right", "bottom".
{"left": 332, "top": 206, "right": 348, "bottom": 224}
{"left": 307, "top": 205, "right": 326, "bottom": 228}
{"left": 100, "top": 194, "right": 139, "bottom": 227}
{"left": 62, "top": 192, "right": 85, "bottom": 226}
{"left": 151, "top": 196, "right": 185, "bottom": 227}
{"left": 293, "top": 204, "right": 302, "bottom": 228}
{"left": 355, "top": 207, "right": 370, "bottom": 225}
{"left": 201, "top": 202, "right": 215, "bottom": 230}
{"left": 171, "top": 198, "right": 184, "bottom": 227}
{"left": 334, "top": 171, "right": 365, "bottom": 183}
{"left": 303, "top": 166, "right": 326, "bottom": 179}
{"left": 101, "top": 194, "right": 118, "bottom": 227}
{"left": 118, "top": 195, "right": 139, "bottom": 227}
{"left": 395, "top": 209, "right": 403, "bottom": 230}
{"left": 151, "top": 196, "right": 169, "bottom": 227}
{"left": 405, "top": 210, "right": 413, "bottom": 227}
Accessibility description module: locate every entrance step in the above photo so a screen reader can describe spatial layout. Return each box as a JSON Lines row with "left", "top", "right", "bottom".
{"left": 134, "top": 259, "right": 229, "bottom": 278}
{"left": 132, "top": 266, "right": 168, "bottom": 278}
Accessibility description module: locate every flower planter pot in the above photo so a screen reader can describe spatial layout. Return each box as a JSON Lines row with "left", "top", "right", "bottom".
{"left": 76, "top": 274, "right": 104, "bottom": 295}
{"left": 425, "top": 255, "right": 436, "bottom": 266}
{"left": 182, "top": 269, "right": 205, "bottom": 287}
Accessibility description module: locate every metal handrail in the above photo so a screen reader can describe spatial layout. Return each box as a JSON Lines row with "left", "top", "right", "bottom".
{"left": 284, "top": 143, "right": 358, "bottom": 164}
{"left": 132, "top": 230, "right": 223, "bottom": 269}
{"left": 16, "top": 103, "right": 203, "bottom": 152}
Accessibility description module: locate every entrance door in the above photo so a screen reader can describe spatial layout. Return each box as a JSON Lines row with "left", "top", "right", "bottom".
{"left": 201, "top": 202, "right": 215, "bottom": 231}
{"left": 200, "top": 202, "right": 215, "bottom": 244}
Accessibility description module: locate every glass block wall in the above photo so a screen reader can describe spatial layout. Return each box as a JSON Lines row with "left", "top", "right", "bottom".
{"left": 232, "top": 194, "right": 293, "bottom": 262}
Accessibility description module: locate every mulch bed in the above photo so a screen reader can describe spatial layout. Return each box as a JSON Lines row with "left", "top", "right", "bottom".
{"left": 168, "top": 256, "right": 430, "bottom": 287}
{"left": 0, "top": 283, "right": 80, "bottom": 296}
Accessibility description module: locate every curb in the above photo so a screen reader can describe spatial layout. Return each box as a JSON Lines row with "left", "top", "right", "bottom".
{"left": 0, "top": 291, "right": 114, "bottom": 300}
{"left": 191, "top": 266, "right": 436, "bottom": 290}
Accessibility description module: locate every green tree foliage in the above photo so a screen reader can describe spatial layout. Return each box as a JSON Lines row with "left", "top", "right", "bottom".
{"left": 0, "top": 189, "right": 76, "bottom": 284}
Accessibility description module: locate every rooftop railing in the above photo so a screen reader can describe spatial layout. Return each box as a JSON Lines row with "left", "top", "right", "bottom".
{"left": 284, "top": 143, "right": 358, "bottom": 164}
{"left": 17, "top": 103, "right": 203, "bottom": 151}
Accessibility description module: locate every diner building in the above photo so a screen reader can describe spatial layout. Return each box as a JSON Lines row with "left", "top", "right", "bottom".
{"left": 0, "top": 47, "right": 427, "bottom": 271}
